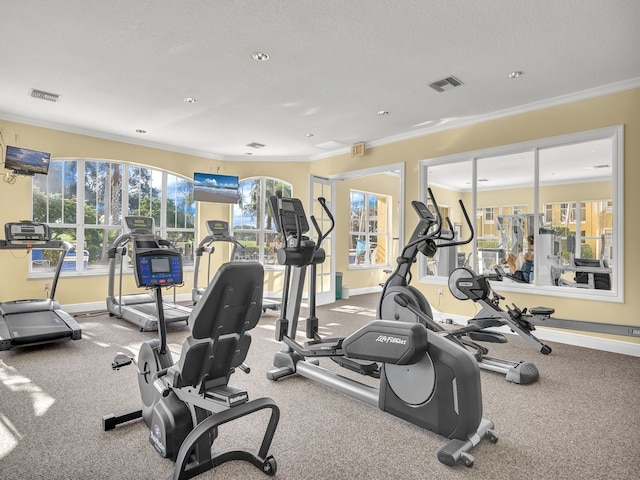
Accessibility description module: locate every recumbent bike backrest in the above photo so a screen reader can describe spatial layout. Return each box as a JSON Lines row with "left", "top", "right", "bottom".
{"left": 169, "top": 261, "right": 264, "bottom": 390}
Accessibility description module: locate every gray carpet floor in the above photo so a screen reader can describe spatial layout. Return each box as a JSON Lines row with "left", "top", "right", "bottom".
{"left": 1, "top": 293, "right": 639, "bottom": 479}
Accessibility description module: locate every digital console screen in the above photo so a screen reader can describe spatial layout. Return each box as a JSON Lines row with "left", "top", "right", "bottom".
{"left": 151, "top": 257, "right": 171, "bottom": 273}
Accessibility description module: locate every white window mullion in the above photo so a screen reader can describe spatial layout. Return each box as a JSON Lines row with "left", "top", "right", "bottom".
{"left": 75, "top": 160, "right": 86, "bottom": 272}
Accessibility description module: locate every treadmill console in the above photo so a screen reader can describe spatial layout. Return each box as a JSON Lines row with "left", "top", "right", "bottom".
{"left": 124, "top": 216, "right": 155, "bottom": 235}
{"left": 206, "top": 220, "right": 230, "bottom": 236}
{"left": 134, "top": 249, "right": 183, "bottom": 288}
{"left": 5, "top": 222, "right": 51, "bottom": 244}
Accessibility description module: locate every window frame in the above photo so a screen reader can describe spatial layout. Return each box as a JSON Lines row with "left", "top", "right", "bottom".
{"left": 419, "top": 125, "right": 624, "bottom": 303}
{"left": 348, "top": 189, "right": 391, "bottom": 268}
{"left": 30, "top": 158, "right": 195, "bottom": 276}
{"left": 230, "top": 176, "right": 293, "bottom": 269}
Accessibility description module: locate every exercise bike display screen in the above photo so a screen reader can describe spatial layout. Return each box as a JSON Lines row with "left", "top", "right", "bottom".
{"left": 135, "top": 252, "right": 183, "bottom": 287}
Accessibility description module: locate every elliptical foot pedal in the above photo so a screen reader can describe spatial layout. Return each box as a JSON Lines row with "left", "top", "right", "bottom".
{"left": 331, "top": 356, "right": 380, "bottom": 378}
{"left": 468, "top": 330, "right": 507, "bottom": 344}
{"left": 530, "top": 306, "right": 554, "bottom": 317}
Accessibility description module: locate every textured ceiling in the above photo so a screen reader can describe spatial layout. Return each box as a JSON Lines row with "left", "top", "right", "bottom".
{"left": 1, "top": 0, "right": 639, "bottom": 162}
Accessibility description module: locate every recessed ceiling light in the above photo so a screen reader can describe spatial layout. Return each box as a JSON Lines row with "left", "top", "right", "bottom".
{"left": 183, "top": 97, "right": 198, "bottom": 104}
{"left": 305, "top": 133, "right": 314, "bottom": 137}
{"left": 251, "top": 51, "right": 269, "bottom": 62}
{"left": 378, "top": 110, "right": 389, "bottom": 116}
{"left": 245, "top": 152, "right": 253, "bottom": 156}
{"left": 508, "top": 71, "right": 524, "bottom": 79}
{"left": 135, "top": 129, "right": 146, "bottom": 134}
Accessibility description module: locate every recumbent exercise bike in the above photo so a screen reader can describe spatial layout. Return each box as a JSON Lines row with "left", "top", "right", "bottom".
{"left": 266, "top": 192, "right": 497, "bottom": 468}
{"left": 102, "top": 242, "right": 279, "bottom": 480}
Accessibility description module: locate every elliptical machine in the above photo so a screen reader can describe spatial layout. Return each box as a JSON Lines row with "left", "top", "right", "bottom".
{"left": 379, "top": 189, "right": 549, "bottom": 385}
{"left": 103, "top": 243, "right": 279, "bottom": 479}
{"left": 267, "top": 192, "right": 497, "bottom": 467}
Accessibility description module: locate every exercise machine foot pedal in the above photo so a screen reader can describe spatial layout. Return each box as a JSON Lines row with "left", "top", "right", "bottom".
{"left": 530, "top": 306, "right": 554, "bottom": 317}
{"left": 111, "top": 353, "right": 133, "bottom": 369}
{"left": 205, "top": 386, "right": 249, "bottom": 407}
{"left": 468, "top": 330, "right": 507, "bottom": 343}
{"left": 331, "top": 356, "right": 380, "bottom": 378}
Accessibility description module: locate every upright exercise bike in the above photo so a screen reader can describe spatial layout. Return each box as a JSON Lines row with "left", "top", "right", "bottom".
{"left": 103, "top": 243, "right": 279, "bottom": 479}
{"left": 267, "top": 192, "right": 497, "bottom": 467}
{"left": 379, "top": 188, "right": 550, "bottom": 385}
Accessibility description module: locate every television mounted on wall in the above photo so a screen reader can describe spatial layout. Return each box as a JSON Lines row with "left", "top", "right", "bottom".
{"left": 193, "top": 172, "right": 240, "bottom": 204}
{"left": 4, "top": 145, "right": 51, "bottom": 176}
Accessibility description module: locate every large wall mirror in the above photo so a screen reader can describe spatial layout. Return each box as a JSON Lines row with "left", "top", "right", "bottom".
{"left": 419, "top": 126, "right": 623, "bottom": 301}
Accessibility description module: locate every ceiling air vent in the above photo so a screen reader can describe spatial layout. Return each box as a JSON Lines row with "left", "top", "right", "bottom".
{"left": 30, "top": 88, "right": 60, "bottom": 102}
{"left": 246, "top": 142, "right": 266, "bottom": 149}
{"left": 428, "top": 76, "right": 464, "bottom": 93}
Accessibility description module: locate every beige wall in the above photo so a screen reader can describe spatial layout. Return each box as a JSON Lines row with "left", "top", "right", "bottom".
{"left": 1, "top": 87, "right": 639, "bottom": 343}
{"left": 308, "top": 88, "right": 640, "bottom": 342}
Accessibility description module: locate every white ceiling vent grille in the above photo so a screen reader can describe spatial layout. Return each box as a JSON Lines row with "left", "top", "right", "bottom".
{"left": 30, "top": 88, "right": 60, "bottom": 102}
{"left": 246, "top": 142, "right": 266, "bottom": 149}
{"left": 428, "top": 76, "right": 464, "bottom": 93}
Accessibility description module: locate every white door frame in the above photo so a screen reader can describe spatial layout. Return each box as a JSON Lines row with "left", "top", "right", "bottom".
{"left": 309, "top": 175, "right": 336, "bottom": 305}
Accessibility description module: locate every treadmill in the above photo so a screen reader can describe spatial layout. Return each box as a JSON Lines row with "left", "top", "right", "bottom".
{"left": 0, "top": 222, "right": 82, "bottom": 350}
{"left": 192, "top": 220, "right": 280, "bottom": 312}
{"left": 106, "top": 216, "right": 191, "bottom": 331}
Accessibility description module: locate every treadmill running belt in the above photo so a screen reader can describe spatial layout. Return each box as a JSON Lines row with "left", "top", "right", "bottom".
{"left": 133, "top": 302, "right": 190, "bottom": 321}
{"left": 5, "top": 311, "right": 72, "bottom": 345}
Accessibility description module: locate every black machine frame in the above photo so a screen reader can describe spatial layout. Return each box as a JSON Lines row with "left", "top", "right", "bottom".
{"left": 266, "top": 192, "right": 497, "bottom": 467}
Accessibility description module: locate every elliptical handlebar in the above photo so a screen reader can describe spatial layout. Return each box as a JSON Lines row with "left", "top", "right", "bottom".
{"left": 437, "top": 199, "right": 474, "bottom": 248}
{"left": 311, "top": 197, "right": 335, "bottom": 250}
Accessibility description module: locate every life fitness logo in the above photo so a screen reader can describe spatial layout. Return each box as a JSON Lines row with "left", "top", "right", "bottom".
{"left": 375, "top": 335, "right": 407, "bottom": 345}
{"left": 150, "top": 424, "right": 166, "bottom": 455}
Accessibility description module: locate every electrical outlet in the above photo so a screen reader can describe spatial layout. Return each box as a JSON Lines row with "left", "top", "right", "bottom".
{"left": 44, "top": 283, "right": 50, "bottom": 291}
{"left": 437, "top": 288, "right": 443, "bottom": 296}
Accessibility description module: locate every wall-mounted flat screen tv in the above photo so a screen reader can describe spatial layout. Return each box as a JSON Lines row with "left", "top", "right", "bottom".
{"left": 193, "top": 172, "right": 240, "bottom": 204}
{"left": 4, "top": 145, "right": 51, "bottom": 176}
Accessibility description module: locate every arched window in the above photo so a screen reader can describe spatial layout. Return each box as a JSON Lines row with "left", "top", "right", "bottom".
{"left": 231, "top": 177, "right": 292, "bottom": 266}
{"left": 31, "top": 159, "right": 195, "bottom": 273}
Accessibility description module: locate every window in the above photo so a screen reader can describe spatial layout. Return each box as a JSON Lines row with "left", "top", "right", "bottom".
{"left": 349, "top": 190, "right": 390, "bottom": 267}
{"left": 420, "top": 126, "right": 623, "bottom": 301}
{"left": 32, "top": 159, "right": 195, "bottom": 273}
{"left": 231, "top": 177, "right": 292, "bottom": 266}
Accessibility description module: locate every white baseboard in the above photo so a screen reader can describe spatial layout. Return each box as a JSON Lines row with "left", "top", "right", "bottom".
{"left": 432, "top": 311, "right": 640, "bottom": 357}
{"left": 66, "top": 288, "right": 640, "bottom": 357}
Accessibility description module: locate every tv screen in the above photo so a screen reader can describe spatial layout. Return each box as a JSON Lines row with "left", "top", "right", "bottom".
{"left": 193, "top": 172, "right": 239, "bottom": 204}
{"left": 4, "top": 146, "right": 51, "bottom": 176}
